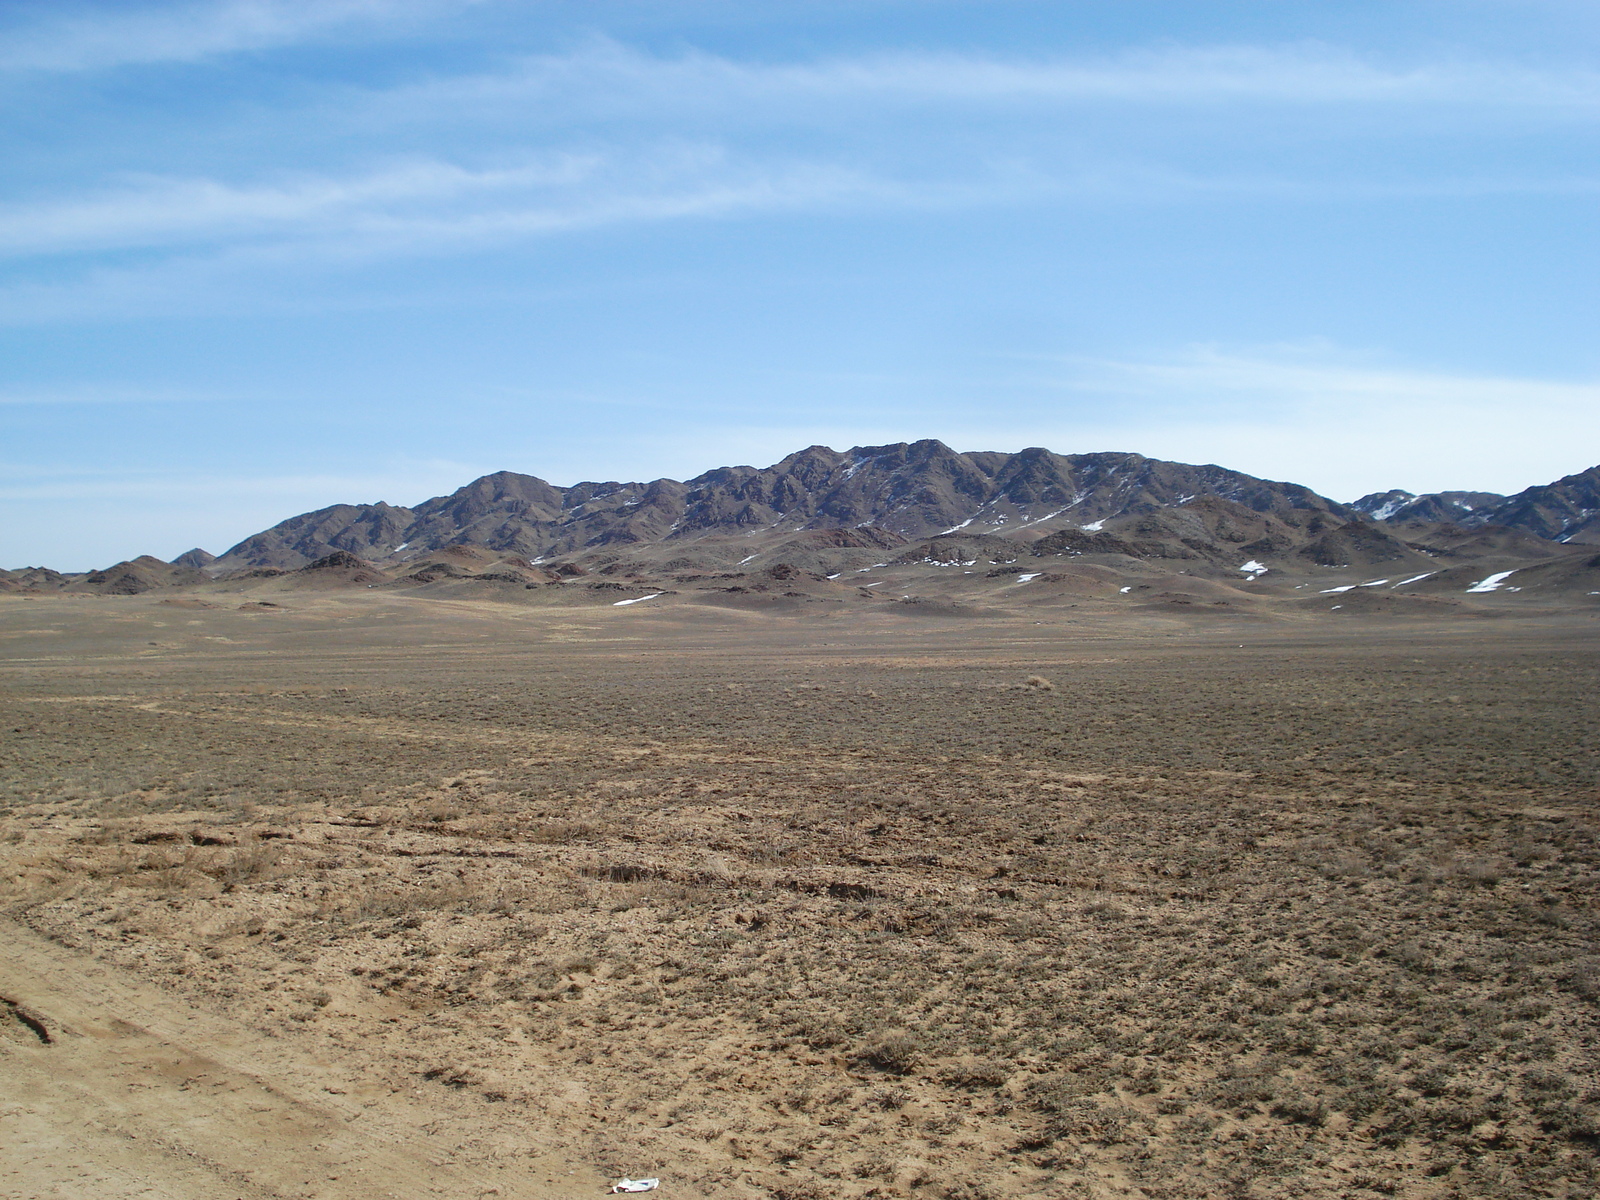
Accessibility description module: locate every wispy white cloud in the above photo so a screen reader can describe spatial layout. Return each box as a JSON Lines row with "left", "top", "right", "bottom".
{"left": 0, "top": 157, "right": 603, "bottom": 256}
{"left": 4, "top": 147, "right": 1589, "bottom": 320}
{"left": 400, "top": 39, "right": 1600, "bottom": 115}
{"left": 4, "top": 33, "right": 1595, "bottom": 323}
{"left": 965, "top": 345, "right": 1600, "bottom": 498}
{"left": 0, "top": 463, "right": 474, "bottom": 503}
{"left": 0, "top": 150, "right": 903, "bottom": 321}
{"left": 0, "top": 0, "right": 481, "bottom": 72}
{"left": 0, "top": 383, "right": 232, "bottom": 404}
{"left": 1057, "top": 344, "right": 1600, "bottom": 415}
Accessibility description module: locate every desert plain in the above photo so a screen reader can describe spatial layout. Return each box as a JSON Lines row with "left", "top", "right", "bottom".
{"left": 1, "top": 586, "right": 1597, "bottom": 1200}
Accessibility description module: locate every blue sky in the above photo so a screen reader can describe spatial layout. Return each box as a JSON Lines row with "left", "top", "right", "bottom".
{"left": 3, "top": 0, "right": 1597, "bottom": 569}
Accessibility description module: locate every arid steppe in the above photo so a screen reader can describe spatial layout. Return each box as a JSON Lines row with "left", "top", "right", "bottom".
{"left": 2, "top": 590, "right": 1597, "bottom": 1200}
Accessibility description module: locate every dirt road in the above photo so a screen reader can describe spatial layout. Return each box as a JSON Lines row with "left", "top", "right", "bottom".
{"left": 0, "top": 916, "right": 606, "bottom": 1200}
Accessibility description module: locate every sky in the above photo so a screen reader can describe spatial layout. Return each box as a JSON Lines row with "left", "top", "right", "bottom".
{"left": 3, "top": 0, "right": 1598, "bottom": 569}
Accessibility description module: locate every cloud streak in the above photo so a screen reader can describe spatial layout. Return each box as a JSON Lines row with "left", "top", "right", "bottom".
{"left": 989, "top": 346, "right": 1600, "bottom": 498}
{"left": 1056, "top": 346, "right": 1600, "bottom": 416}
{"left": 4, "top": 30, "right": 1595, "bottom": 322}
{"left": 394, "top": 39, "right": 1600, "bottom": 119}
{"left": 0, "top": 157, "right": 604, "bottom": 256}
{"left": 0, "top": 0, "right": 480, "bottom": 72}
{"left": 0, "top": 383, "right": 230, "bottom": 405}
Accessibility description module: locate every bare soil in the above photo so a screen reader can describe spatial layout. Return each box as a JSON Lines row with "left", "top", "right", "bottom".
{"left": 2, "top": 592, "right": 1597, "bottom": 1200}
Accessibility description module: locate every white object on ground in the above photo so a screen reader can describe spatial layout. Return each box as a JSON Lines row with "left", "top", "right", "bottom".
{"left": 613, "top": 593, "right": 664, "bottom": 606}
{"left": 1119, "top": 586, "right": 1132, "bottom": 593}
{"left": 1016, "top": 573, "right": 1041, "bottom": 582}
{"left": 1466, "top": 569, "right": 1517, "bottom": 593}
{"left": 611, "top": 1180, "right": 660, "bottom": 1194}
{"left": 1238, "top": 560, "right": 1268, "bottom": 576}
{"left": 1391, "top": 572, "right": 1435, "bottom": 588}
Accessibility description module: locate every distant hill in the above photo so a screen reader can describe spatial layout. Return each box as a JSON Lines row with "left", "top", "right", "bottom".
{"left": 1477, "top": 465, "right": 1600, "bottom": 544}
{"left": 1354, "top": 465, "right": 1600, "bottom": 544}
{"left": 169, "top": 548, "right": 217, "bottom": 569}
{"left": 1351, "top": 490, "right": 1505, "bottom": 524}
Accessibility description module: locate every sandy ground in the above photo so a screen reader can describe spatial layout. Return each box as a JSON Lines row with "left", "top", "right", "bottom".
{"left": 0, "top": 914, "right": 606, "bottom": 1200}
{"left": 2, "top": 591, "right": 1597, "bottom": 1200}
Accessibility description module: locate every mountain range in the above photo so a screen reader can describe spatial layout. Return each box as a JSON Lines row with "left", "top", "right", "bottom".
{"left": 209, "top": 442, "right": 1370, "bottom": 572}
{"left": 5, "top": 442, "right": 1598, "bottom": 603}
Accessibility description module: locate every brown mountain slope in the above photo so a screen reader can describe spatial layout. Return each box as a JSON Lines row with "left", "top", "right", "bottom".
{"left": 1480, "top": 465, "right": 1600, "bottom": 543}
{"left": 1356, "top": 464, "right": 1600, "bottom": 544}
{"left": 209, "top": 441, "right": 1353, "bottom": 571}
{"left": 68, "top": 556, "right": 210, "bottom": 596}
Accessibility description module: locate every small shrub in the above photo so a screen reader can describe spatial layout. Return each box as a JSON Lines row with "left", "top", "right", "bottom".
{"left": 866, "top": 1085, "right": 912, "bottom": 1110}
{"left": 1458, "top": 860, "right": 1502, "bottom": 886}
{"left": 940, "top": 1058, "right": 1013, "bottom": 1089}
{"left": 857, "top": 1031, "right": 921, "bottom": 1075}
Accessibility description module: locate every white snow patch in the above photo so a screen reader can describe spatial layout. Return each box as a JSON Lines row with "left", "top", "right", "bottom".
{"left": 1358, "top": 578, "right": 1390, "bottom": 588}
{"left": 1015, "top": 507, "right": 1071, "bottom": 530}
{"left": 1082, "top": 519, "right": 1105, "bottom": 532}
{"left": 861, "top": 581, "right": 885, "bottom": 588}
{"left": 825, "top": 573, "right": 841, "bottom": 580}
{"left": 1017, "top": 573, "right": 1042, "bottom": 582}
{"left": 612, "top": 593, "right": 663, "bottom": 606}
{"left": 1370, "top": 498, "right": 1407, "bottom": 521}
{"left": 1466, "top": 569, "right": 1518, "bottom": 593}
{"left": 1330, "top": 604, "right": 1342, "bottom": 610}
{"left": 938, "top": 517, "right": 975, "bottom": 535}
{"left": 1238, "top": 560, "right": 1268, "bottom": 576}
{"left": 841, "top": 453, "right": 888, "bottom": 481}
{"left": 738, "top": 554, "right": 757, "bottom": 565}
{"left": 1320, "top": 584, "right": 1357, "bottom": 593}
{"left": 1390, "top": 572, "right": 1435, "bottom": 589}
{"left": 1119, "top": 586, "right": 1132, "bottom": 594}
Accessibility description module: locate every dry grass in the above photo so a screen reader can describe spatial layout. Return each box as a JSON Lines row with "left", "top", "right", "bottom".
{"left": 1, "top": 625, "right": 1596, "bottom": 1199}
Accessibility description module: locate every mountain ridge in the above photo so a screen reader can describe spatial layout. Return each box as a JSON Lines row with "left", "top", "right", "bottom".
{"left": 1353, "top": 466, "right": 1600, "bottom": 544}
{"left": 209, "top": 440, "right": 1356, "bottom": 572}
{"left": 6, "top": 444, "right": 1597, "bottom": 590}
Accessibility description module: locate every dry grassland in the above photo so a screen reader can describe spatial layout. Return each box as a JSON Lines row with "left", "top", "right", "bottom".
{"left": 1, "top": 595, "right": 1597, "bottom": 1199}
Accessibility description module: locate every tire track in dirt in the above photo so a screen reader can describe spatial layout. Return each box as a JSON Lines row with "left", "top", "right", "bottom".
{"left": 0, "top": 916, "right": 611, "bottom": 1200}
